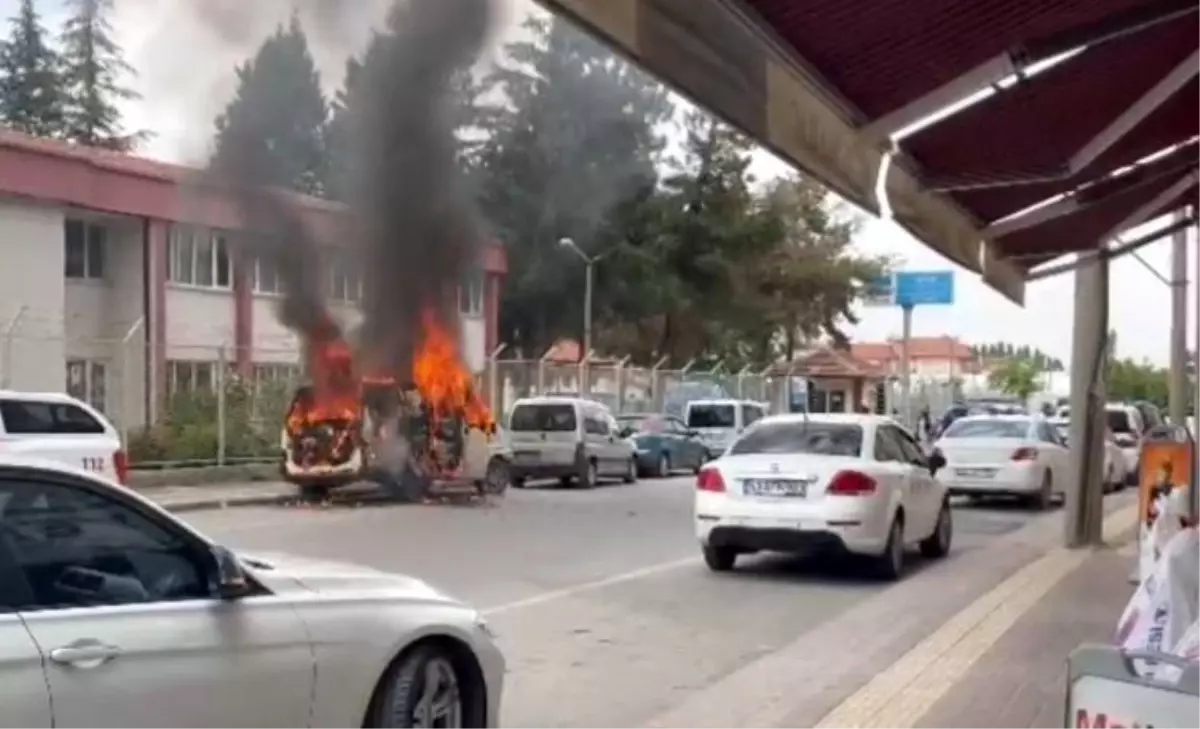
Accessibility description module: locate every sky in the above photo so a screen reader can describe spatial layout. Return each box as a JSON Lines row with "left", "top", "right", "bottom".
{"left": 5, "top": 0, "right": 1195, "bottom": 367}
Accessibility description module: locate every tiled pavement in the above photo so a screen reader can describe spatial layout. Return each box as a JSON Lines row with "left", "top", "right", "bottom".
{"left": 915, "top": 547, "right": 1137, "bottom": 728}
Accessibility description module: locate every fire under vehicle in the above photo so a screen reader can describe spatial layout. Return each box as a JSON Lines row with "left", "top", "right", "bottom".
{"left": 279, "top": 314, "right": 511, "bottom": 502}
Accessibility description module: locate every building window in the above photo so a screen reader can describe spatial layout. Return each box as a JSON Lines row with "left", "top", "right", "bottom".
{"left": 64, "top": 219, "right": 106, "bottom": 280}
{"left": 328, "top": 253, "right": 362, "bottom": 304}
{"left": 460, "top": 269, "right": 484, "bottom": 317}
{"left": 168, "top": 225, "right": 231, "bottom": 288}
{"left": 252, "top": 255, "right": 283, "bottom": 295}
{"left": 166, "top": 360, "right": 217, "bottom": 395}
{"left": 253, "top": 364, "right": 300, "bottom": 387}
{"left": 66, "top": 359, "right": 107, "bottom": 412}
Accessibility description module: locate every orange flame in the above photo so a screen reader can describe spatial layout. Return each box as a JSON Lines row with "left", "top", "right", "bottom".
{"left": 413, "top": 309, "right": 495, "bottom": 432}
{"left": 286, "top": 318, "right": 361, "bottom": 435}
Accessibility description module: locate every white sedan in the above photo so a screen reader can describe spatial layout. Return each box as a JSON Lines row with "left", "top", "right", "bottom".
{"left": 0, "top": 456, "right": 504, "bottom": 728}
{"left": 694, "top": 413, "right": 951, "bottom": 581}
{"left": 1048, "top": 416, "right": 1127, "bottom": 492}
{"left": 934, "top": 414, "right": 1069, "bottom": 509}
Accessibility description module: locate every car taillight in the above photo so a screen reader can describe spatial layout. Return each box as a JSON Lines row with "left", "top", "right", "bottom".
{"left": 827, "top": 470, "right": 876, "bottom": 495}
{"left": 696, "top": 468, "right": 725, "bottom": 492}
{"left": 1011, "top": 447, "right": 1038, "bottom": 461}
{"left": 113, "top": 450, "right": 129, "bottom": 484}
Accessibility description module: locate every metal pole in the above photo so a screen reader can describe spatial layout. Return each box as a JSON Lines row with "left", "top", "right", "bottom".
{"left": 488, "top": 343, "right": 506, "bottom": 416}
{"left": 583, "top": 260, "right": 594, "bottom": 362}
{"left": 900, "top": 305, "right": 913, "bottom": 428}
{"left": 1191, "top": 208, "right": 1200, "bottom": 522}
{"left": 650, "top": 356, "right": 668, "bottom": 411}
{"left": 1065, "top": 250, "right": 1109, "bottom": 548}
{"left": 537, "top": 347, "right": 553, "bottom": 395}
{"left": 1, "top": 305, "right": 29, "bottom": 389}
{"left": 736, "top": 365, "right": 751, "bottom": 399}
{"left": 615, "top": 356, "right": 630, "bottom": 414}
{"left": 216, "top": 346, "right": 227, "bottom": 467}
{"left": 1169, "top": 209, "right": 1189, "bottom": 426}
{"left": 119, "top": 318, "right": 145, "bottom": 445}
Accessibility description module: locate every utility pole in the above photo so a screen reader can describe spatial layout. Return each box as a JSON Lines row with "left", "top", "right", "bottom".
{"left": 1169, "top": 208, "right": 1189, "bottom": 426}
{"left": 900, "top": 304, "right": 913, "bottom": 428}
{"left": 1065, "top": 250, "right": 1109, "bottom": 548}
{"left": 559, "top": 237, "right": 611, "bottom": 360}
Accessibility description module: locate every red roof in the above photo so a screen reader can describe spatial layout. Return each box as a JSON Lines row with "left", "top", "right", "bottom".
{"left": 851, "top": 337, "right": 974, "bottom": 363}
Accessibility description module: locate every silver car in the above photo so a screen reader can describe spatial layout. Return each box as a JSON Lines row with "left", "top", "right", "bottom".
{"left": 0, "top": 456, "right": 504, "bottom": 728}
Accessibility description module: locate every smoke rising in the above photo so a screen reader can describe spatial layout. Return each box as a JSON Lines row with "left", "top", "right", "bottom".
{"left": 201, "top": 0, "right": 496, "bottom": 374}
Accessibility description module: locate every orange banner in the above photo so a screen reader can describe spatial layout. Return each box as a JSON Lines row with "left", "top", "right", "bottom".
{"left": 1137, "top": 439, "right": 1192, "bottom": 526}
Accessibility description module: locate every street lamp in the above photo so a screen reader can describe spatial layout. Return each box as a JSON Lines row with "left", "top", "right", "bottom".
{"left": 558, "top": 237, "right": 609, "bottom": 359}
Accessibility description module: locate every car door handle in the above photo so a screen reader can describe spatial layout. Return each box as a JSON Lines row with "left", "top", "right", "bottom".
{"left": 49, "top": 639, "right": 122, "bottom": 668}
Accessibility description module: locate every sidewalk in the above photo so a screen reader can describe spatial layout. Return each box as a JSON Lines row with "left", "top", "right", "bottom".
{"left": 915, "top": 544, "right": 1135, "bottom": 728}
{"left": 133, "top": 480, "right": 296, "bottom": 512}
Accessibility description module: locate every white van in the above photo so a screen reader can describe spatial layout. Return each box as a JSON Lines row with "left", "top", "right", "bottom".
{"left": 0, "top": 390, "right": 128, "bottom": 483}
{"left": 507, "top": 396, "right": 637, "bottom": 488}
{"left": 684, "top": 399, "right": 768, "bottom": 458}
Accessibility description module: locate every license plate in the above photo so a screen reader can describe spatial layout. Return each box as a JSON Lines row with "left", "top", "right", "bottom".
{"left": 955, "top": 467, "right": 996, "bottom": 478}
{"left": 744, "top": 478, "right": 808, "bottom": 497}
{"left": 514, "top": 451, "right": 539, "bottom": 464}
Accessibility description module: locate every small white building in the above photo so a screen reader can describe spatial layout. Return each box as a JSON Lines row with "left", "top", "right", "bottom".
{"left": 0, "top": 130, "right": 507, "bottom": 431}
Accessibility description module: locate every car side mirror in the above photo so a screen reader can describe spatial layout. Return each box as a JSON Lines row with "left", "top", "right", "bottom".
{"left": 212, "top": 545, "right": 253, "bottom": 600}
{"left": 928, "top": 450, "right": 947, "bottom": 475}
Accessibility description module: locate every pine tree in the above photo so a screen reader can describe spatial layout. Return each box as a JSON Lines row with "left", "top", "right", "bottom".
{"left": 59, "top": 0, "right": 142, "bottom": 150}
{"left": 213, "top": 14, "right": 329, "bottom": 196}
{"left": 0, "top": 0, "right": 65, "bottom": 138}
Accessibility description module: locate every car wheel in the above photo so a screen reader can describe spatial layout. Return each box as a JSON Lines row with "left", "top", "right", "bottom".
{"left": 623, "top": 457, "right": 638, "bottom": 484}
{"left": 875, "top": 516, "right": 904, "bottom": 581}
{"left": 654, "top": 453, "right": 670, "bottom": 478}
{"left": 482, "top": 458, "right": 509, "bottom": 496}
{"left": 702, "top": 544, "right": 737, "bottom": 572}
{"left": 578, "top": 460, "right": 598, "bottom": 489}
{"left": 367, "top": 644, "right": 476, "bottom": 728}
{"left": 919, "top": 501, "right": 952, "bottom": 559}
{"left": 1028, "top": 471, "right": 1052, "bottom": 511}
{"left": 298, "top": 483, "right": 330, "bottom": 502}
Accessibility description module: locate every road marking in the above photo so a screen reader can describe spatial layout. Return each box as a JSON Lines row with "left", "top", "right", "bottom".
{"left": 481, "top": 556, "right": 698, "bottom": 616}
{"left": 813, "top": 503, "right": 1139, "bottom": 729}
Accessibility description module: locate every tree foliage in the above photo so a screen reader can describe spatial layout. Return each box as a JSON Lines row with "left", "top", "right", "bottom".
{"left": 212, "top": 14, "right": 329, "bottom": 196}
{"left": 971, "top": 341, "right": 1064, "bottom": 372}
{"left": 0, "top": 0, "right": 64, "bottom": 137}
{"left": 1108, "top": 358, "right": 1169, "bottom": 408}
{"left": 987, "top": 358, "right": 1043, "bottom": 402}
{"left": 58, "top": 0, "right": 142, "bottom": 150}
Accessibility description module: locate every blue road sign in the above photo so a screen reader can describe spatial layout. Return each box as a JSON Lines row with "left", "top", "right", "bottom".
{"left": 895, "top": 271, "right": 954, "bottom": 307}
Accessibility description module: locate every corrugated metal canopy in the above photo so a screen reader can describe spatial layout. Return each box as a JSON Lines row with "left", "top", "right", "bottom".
{"left": 539, "top": 0, "right": 1198, "bottom": 305}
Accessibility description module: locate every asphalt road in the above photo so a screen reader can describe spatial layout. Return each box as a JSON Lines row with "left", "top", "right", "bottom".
{"left": 183, "top": 475, "right": 1047, "bottom": 727}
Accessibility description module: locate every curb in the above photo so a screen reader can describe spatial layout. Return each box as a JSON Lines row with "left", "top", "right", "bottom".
{"left": 160, "top": 493, "right": 295, "bottom": 514}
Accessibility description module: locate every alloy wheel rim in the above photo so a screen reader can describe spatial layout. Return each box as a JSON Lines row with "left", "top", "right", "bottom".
{"left": 406, "top": 657, "right": 463, "bottom": 728}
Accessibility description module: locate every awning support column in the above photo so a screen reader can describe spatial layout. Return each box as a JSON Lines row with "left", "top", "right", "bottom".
{"left": 1169, "top": 209, "right": 1190, "bottom": 425}
{"left": 1065, "top": 250, "right": 1109, "bottom": 548}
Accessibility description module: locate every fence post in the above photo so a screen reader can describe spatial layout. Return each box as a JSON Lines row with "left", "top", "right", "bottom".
{"left": 1, "top": 305, "right": 28, "bottom": 389}
{"left": 537, "top": 347, "right": 553, "bottom": 395}
{"left": 615, "top": 356, "right": 630, "bottom": 413}
{"left": 118, "top": 318, "right": 145, "bottom": 445}
{"left": 650, "top": 356, "right": 669, "bottom": 412}
{"left": 216, "top": 345, "right": 227, "bottom": 467}
{"left": 579, "top": 351, "right": 591, "bottom": 397}
{"left": 736, "top": 365, "right": 751, "bottom": 399}
{"left": 488, "top": 343, "right": 506, "bottom": 416}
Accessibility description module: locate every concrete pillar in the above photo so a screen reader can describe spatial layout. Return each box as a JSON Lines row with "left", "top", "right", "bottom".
{"left": 1169, "top": 210, "right": 1189, "bottom": 426}
{"left": 1065, "top": 250, "right": 1109, "bottom": 548}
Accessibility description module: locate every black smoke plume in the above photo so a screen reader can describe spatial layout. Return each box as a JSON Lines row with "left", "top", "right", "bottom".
{"left": 206, "top": 0, "right": 495, "bottom": 371}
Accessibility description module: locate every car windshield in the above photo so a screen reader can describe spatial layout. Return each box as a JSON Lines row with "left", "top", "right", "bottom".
{"left": 509, "top": 404, "right": 576, "bottom": 432}
{"left": 729, "top": 422, "right": 862, "bottom": 457}
{"left": 1107, "top": 410, "right": 1132, "bottom": 434}
{"left": 687, "top": 404, "right": 736, "bottom": 428}
{"left": 942, "top": 419, "right": 1030, "bottom": 439}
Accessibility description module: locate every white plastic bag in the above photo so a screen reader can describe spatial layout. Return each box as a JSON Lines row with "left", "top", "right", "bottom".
{"left": 1117, "top": 527, "right": 1199, "bottom": 656}
{"left": 1137, "top": 487, "right": 1188, "bottom": 583}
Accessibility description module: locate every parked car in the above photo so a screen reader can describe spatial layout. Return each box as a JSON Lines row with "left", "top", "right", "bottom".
{"left": 0, "top": 456, "right": 505, "bottom": 728}
{"left": 615, "top": 413, "right": 708, "bottom": 477}
{"left": 1106, "top": 403, "right": 1146, "bottom": 485}
{"left": 506, "top": 396, "right": 637, "bottom": 488}
{"left": 693, "top": 413, "right": 951, "bottom": 580}
{"left": 1048, "top": 415, "right": 1127, "bottom": 492}
{"left": 933, "top": 414, "right": 1068, "bottom": 509}
{"left": 0, "top": 390, "right": 128, "bottom": 484}
{"left": 683, "top": 399, "right": 769, "bottom": 459}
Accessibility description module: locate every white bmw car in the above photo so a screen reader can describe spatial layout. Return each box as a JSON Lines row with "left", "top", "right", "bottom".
{"left": 0, "top": 456, "right": 504, "bottom": 728}
{"left": 693, "top": 413, "right": 951, "bottom": 580}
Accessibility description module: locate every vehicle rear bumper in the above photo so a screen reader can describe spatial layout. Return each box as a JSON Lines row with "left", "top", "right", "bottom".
{"left": 695, "top": 515, "right": 887, "bottom": 557}
{"left": 510, "top": 462, "right": 579, "bottom": 480}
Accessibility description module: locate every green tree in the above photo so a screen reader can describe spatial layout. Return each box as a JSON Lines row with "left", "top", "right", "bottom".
{"left": 988, "top": 358, "right": 1043, "bottom": 402}
{"left": 58, "top": 0, "right": 141, "bottom": 150}
{"left": 1108, "top": 358, "right": 1169, "bottom": 407}
{"left": 477, "top": 15, "right": 674, "bottom": 356}
{"left": 0, "top": 0, "right": 64, "bottom": 137}
{"left": 212, "top": 14, "right": 329, "bottom": 196}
